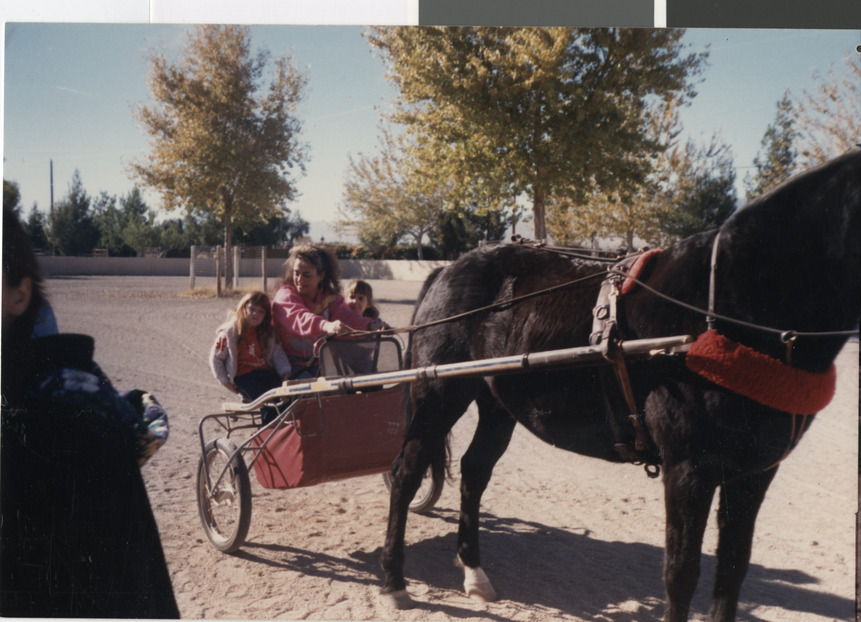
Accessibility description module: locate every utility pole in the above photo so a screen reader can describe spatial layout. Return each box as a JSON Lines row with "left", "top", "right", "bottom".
{"left": 50, "top": 159, "right": 54, "bottom": 213}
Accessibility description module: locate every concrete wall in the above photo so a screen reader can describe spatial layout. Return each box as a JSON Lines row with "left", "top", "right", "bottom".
{"left": 37, "top": 256, "right": 449, "bottom": 282}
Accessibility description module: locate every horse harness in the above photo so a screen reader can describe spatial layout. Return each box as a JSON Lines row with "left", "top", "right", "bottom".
{"left": 590, "top": 234, "right": 839, "bottom": 476}
{"left": 589, "top": 250, "right": 665, "bottom": 477}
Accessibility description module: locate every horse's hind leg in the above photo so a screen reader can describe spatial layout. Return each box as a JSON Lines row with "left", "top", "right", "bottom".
{"left": 456, "top": 386, "right": 516, "bottom": 602}
{"left": 662, "top": 461, "right": 717, "bottom": 622}
{"left": 708, "top": 468, "right": 777, "bottom": 622}
{"left": 380, "top": 378, "right": 476, "bottom": 608}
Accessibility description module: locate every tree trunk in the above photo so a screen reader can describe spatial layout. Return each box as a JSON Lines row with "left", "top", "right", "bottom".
{"left": 222, "top": 191, "right": 234, "bottom": 292}
{"left": 415, "top": 231, "right": 424, "bottom": 260}
{"left": 533, "top": 186, "right": 547, "bottom": 241}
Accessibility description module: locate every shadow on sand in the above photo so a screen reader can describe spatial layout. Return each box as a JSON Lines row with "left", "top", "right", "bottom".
{"left": 234, "top": 507, "right": 852, "bottom": 621}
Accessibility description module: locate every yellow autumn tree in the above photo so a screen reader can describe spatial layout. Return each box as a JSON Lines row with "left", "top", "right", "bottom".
{"left": 129, "top": 25, "right": 308, "bottom": 290}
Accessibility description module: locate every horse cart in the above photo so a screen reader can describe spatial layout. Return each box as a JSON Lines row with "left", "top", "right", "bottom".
{"left": 196, "top": 328, "right": 694, "bottom": 553}
{"left": 196, "top": 335, "right": 441, "bottom": 552}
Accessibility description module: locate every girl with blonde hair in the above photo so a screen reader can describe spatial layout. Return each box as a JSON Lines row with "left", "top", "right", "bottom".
{"left": 209, "top": 291, "right": 291, "bottom": 399}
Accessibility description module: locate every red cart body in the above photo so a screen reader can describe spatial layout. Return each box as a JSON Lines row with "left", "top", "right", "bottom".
{"left": 250, "top": 388, "right": 405, "bottom": 489}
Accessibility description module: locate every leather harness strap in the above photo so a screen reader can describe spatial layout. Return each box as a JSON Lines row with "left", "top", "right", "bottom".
{"left": 591, "top": 253, "right": 660, "bottom": 477}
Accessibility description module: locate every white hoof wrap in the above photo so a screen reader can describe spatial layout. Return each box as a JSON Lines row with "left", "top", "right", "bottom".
{"left": 462, "top": 564, "right": 497, "bottom": 602}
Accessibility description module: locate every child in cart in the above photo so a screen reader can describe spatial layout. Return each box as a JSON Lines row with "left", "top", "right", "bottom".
{"left": 346, "top": 279, "right": 380, "bottom": 319}
{"left": 209, "top": 291, "right": 292, "bottom": 402}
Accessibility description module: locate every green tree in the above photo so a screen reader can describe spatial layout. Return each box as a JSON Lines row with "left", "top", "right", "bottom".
{"left": 435, "top": 204, "right": 510, "bottom": 259}
{"left": 233, "top": 210, "right": 310, "bottom": 247}
{"left": 366, "top": 27, "right": 706, "bottom": 240}
{"left": 25, "top": 206, "right": 49, "bottom": 251}
{"left": 338, "top": 130, "right": 444, "bottom": 259}
{"left": 547, "top": 95, "right": 736, "bottom": 248}
{"left": 92, "top": 191, "right": 128, "bottom": 255}
{"left": 130, "top": 25, "right": 308, "bottom": 291}
{"left": 46, "top": 171, "right": 100, "bottom": 256}
{"left": 181, "top": 212, "right": 223, "bottom": 247}
{"left": 119, "top": 188, "right": 161, "bottom": 256}
{"left": 3, "top": 179, "right": 22, "bottom": 213}
{"left": 745, "top": 91, "right": 798, "bottom": 200}
{"left": 794, "top": 52, "right": 861, "bottom": 166}
{"left": 659, "top": 155, "right": 736, "bottom": 240}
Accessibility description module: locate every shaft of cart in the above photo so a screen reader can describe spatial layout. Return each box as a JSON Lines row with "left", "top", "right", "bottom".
{"left": 222, "top": 334, "right": 694, "bottom": 414}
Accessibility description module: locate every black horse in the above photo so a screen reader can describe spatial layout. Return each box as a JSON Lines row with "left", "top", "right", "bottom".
{"left": 380, "top": 150, "right": 860, "bottom": 621}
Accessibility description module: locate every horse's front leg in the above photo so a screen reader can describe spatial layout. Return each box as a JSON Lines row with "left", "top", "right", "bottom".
{"left": 708, "top": 468, "right": 777, "bottom": 621}
{"left": 662, "top": 460, "right": 717, "bottom": 622}
{"left": 457, "top": 388, "right": 516, "bottom": 602}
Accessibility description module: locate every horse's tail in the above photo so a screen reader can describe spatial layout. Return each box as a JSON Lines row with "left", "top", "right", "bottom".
{"left": 402, "top": 266, "right": 451, "bottom": 486}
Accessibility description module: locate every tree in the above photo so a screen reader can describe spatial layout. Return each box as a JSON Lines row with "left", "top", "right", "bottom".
{"left": 744, "top": 91, "right": 798, "bottom": 200}
{"left": 92, "top": 192, "right": 127, "bottom": 255}
{"left": 793, "top": 52, "right": 861, "bottom": 166}
{"left": 233, "top": 211, "right": 310, "bottom": 247}
{"left": 3, "top": 179, "right": 21, "bottom": 213}
{"left": 130, "top": 25, "right": 308, "bottom": 291}
{"left": 547, "top": 95, "right": 736, "bottom": 248}
{"left": 46, "top": 171, "right": 100, "bottom": 256}
{"left": 435, "top": 204, "right": 510, "bottom": 259}
{"left": 366, "top": 27, "right": 706, "bottom": 240}
{"left": 25, "top": 206, "right": 49, "bottom": 251}
{"left": 338, "top": 130, "right": 445, "bottom": 258}
{"left": 659, "top": 154, "right": 736, "bottom": 240}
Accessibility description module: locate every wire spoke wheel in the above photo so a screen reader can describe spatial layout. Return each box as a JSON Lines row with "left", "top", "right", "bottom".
{"left": 197, "top": 438, "right": 252, "bottom": 553}
{"left": 382, "top": 466, "right": 442, "bottom": 514}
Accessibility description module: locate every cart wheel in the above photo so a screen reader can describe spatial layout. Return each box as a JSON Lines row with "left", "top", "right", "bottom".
{"left": 197, "top": 438, "right": 252, "bottom": 553}
{"left": 382, "top": 467, "right": 442, "bottom": 514}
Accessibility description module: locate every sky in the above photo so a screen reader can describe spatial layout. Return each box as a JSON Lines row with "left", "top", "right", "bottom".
{"left": 2, "top": 23, "right": 859, "bottom": 242}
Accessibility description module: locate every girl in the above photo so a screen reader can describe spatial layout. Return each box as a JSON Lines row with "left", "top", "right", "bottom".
{"left": 272, "top": 245, "right": 382, "bottom": 377}
{"left": 209, "top": 291, "right": 291, "bottom": 400}
{"left": 346, "top": 279, "right": 380, "bottom": 319}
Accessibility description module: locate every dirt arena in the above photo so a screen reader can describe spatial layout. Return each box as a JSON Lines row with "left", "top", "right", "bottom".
{"left": 46, "top": 275, "right": 857, "bottom": 621}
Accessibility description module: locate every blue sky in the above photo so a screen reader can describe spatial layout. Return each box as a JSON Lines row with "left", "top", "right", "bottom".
{"left": 3, "top": 24, "right": 859, "bottom": 240}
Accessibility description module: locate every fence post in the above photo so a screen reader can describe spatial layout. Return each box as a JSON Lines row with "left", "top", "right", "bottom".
{"left": 216, "top": 246, "right": 222, "bottom": 298}
{"left": 189, "top": 245, "right": 196, "bottom": 290}
{"left": 233, "top": 246, "right": 240, "bottom": 291}
{"left": 261, "top": 246, "right": 267, "bottom": 293}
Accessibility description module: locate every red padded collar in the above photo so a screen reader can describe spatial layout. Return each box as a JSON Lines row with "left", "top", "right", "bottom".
{"left": 686, "top": 329, "right": 836, "bottom": 415}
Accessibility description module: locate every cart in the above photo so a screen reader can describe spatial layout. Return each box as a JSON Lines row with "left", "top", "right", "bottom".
{"left": 196, "top": 335, "right": 441, "bottom": 553}
{"left": 196, "top": 332, "right": 694, "bottom": 553}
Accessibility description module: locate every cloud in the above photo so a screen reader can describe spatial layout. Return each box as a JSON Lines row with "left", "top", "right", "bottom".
{"left": 56, "top": 85, "right": 92, "bottom": 97}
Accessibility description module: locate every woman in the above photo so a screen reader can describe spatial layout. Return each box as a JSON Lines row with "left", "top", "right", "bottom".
{"left": 271, "top": 244, "right": 382, "bottom": 377}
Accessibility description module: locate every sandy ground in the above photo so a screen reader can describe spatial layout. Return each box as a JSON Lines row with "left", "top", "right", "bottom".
{"left": 45, "top": 275, "right": 857, "bottom": 622}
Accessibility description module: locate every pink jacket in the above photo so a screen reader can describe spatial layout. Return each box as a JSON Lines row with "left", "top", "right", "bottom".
{"left": 271, "top": 285, "right": 375, "bottom": 366}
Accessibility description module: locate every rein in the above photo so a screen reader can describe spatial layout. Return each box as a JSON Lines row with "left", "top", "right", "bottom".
{"left": 347, "top": 242, "right": 859, "bottom": 343}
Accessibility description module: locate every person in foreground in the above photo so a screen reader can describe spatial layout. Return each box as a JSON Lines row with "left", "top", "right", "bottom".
{"left": 271, "top": 244, "right": 383, "bottom": 378}
{"left": 0, "top": 206, "right": 179, "bottom": 618}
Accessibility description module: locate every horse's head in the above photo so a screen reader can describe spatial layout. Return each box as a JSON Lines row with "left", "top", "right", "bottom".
{"left": 716, "top": 149, "right": 859, "bottom": 368}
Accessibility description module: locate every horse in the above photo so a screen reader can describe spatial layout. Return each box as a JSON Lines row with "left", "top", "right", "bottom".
{"left": 379, "top": 150, "right": 860, "bottom": 622}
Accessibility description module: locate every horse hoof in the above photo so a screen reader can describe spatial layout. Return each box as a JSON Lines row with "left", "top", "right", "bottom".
{"left": 380, "top": 589, "right": 415, "bottom": 610}
{"left": 461, "top": 563, "right": 497, "bottom": 602}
